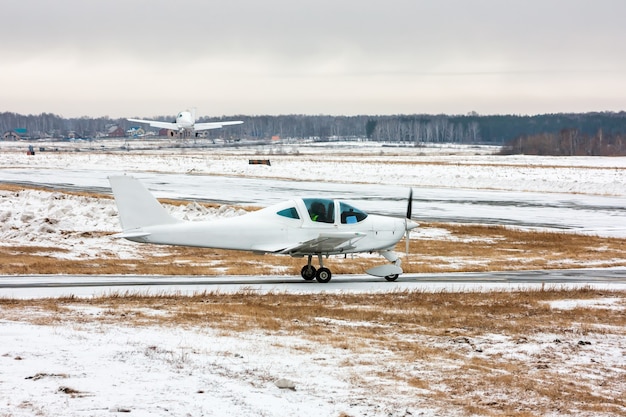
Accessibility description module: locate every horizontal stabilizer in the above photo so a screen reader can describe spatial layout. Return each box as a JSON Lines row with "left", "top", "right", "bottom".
{"left": 366, "top": 264, "right": 403, "bottom": 277}
{"left": 113, "top": 231, "right": 151, "bottom": 239}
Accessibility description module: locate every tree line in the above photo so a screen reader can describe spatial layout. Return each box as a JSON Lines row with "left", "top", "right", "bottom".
{"left": 2, "top": 111, "right": 626, "bottom": 147}
{"left": 500, "top": 129, "right": 626, "bottom": 156}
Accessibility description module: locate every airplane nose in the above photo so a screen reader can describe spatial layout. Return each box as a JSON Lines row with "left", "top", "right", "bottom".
{"left": 405, "top": 219, "right": 419, "bottom": 230}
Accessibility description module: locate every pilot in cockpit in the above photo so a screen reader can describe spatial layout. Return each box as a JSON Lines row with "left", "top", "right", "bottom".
{"left": 310, "top": 201, "right": 326, "bottom": 222}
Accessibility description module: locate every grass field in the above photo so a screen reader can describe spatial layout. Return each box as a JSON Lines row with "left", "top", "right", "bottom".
{"left": 2, "top": 288, "right": 625, "bottom": 416}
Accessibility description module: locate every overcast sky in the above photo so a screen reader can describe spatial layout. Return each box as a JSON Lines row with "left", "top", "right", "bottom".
{"left": 2, "top": 0, "right": 626, "bottom": 118}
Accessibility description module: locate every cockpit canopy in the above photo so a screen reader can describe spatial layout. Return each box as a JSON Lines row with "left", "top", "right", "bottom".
{"left": 301, "top": 198, "right": 368, "bottom": 224}
{"left": 304, "top": 198, "right": 334, "bottom": 223}
{"left": 275, "top": 198, "right": 369, "bottom": 224}
{"left": 338, "top": 201, "right": 368, "bottom": 224}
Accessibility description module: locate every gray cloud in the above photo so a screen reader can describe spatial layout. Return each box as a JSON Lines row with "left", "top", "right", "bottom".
{"left": 1, "top": 0, "right": 625, "bottom": 117}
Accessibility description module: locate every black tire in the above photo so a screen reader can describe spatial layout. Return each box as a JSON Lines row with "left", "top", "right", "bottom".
{"left": 315, "top": 267, "right": 332, "bottom": 283}
{"left": 301, "top": 265, "right": 316, "bottom": 281}
{"left": 384, "top": 274, "right": 399, "bottom": 282}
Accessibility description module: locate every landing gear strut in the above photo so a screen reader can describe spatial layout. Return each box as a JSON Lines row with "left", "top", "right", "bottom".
{"left": 300, "top": 254, "right": 332, "bottom": 283}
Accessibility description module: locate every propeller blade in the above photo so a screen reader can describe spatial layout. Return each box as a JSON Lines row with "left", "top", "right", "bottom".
{"left": 405, "top": 229, "right": 410, "bottom": 257}
{"left": 406, "top": 188, "right": 413, "bottom": 220}
{"left": 405, "top": 188, "right": 413, "bottom": 258}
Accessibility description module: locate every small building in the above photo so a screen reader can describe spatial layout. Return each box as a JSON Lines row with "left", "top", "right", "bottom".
{"left": 3, "top": 131, "right": 21, "bottom": 141}
{"left": 159, "top": 128, "right": 177, "bottom": 137}
{"left": 127, "top": 127, "right": 146, "bottom": 138}
{"left": 107, "top": 126, "right": 126, "bottom": 138}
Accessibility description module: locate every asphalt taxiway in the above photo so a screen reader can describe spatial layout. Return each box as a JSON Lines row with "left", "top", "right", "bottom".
{"left": 1, "top": 268, "right": 625, "bottom": 299}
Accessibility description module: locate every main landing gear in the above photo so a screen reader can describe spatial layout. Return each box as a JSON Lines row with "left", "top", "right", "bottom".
{"left": 300, "top": 254, "right": 332, "bottom": 283}
{"left": 299, "top": 252, "right": 402, "bottom": 283}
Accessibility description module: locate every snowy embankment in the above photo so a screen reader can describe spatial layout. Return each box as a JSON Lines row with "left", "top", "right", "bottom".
{"left": 0, "top": 187, "right": 246, "bottom": 259}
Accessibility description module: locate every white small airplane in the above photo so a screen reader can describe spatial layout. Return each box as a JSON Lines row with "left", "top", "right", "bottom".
{"left": 127, "top": 109, "right": 242, "bottom": 136}
{"left": 108, "top": 176, "right": 418, "bottom": 283}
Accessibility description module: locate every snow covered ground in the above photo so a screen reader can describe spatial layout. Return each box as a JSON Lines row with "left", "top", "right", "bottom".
{"left": 4, "top": 316, "right": 370, "bottom": 416}
{"left": 1, "top": 139, "right": 626, "bottom": 259}
{"left": 2, "top": 292, "right": 625, "bottom": 417}
{"left": 2, "top": 139, "right": 626, "bottom": 196}
{"left": 1, "top": 140, "right": 625, "bottom": 416}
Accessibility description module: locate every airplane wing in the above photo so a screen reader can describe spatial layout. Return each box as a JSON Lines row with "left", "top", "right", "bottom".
{"left": 276, "top": 232, "right": 366, "bottom": 256}
{"left": 127, "top": 118, "right": 178, "bottom": 130}
{"left": 194, "top": 120, "right": 244, "bottom": 131}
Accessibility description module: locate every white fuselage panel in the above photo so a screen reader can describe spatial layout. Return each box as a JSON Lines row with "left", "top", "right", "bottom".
{"left": 129, "top": 200, "right": 411, "bottom": 255}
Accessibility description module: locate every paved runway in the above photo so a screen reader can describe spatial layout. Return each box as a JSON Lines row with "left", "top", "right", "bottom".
{"left": 1, "top": 268, "right": 625, "bottom": 299}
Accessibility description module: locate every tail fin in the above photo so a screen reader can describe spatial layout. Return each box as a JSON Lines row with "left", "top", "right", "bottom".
{"left": 108, "top": 175, "right": 179, "bottom": 231}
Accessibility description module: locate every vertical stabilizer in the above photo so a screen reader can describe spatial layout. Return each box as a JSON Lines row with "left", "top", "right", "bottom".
{"left": 108, "top": 176, "right": 180, "bottom": 231}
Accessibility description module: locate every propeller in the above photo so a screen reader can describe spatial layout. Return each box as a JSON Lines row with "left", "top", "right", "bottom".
{"left": 404, "top": 188, "right": 414, "bottom": 257}
{"left": 406, "top": 188, "right": 413, "bottom": 220}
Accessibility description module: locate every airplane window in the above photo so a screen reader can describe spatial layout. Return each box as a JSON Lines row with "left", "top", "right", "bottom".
{"left": 339, "top": 202, "right": 368, "bottom": 224}
{"left": 303, "top": 198, "right": 335, "bottom": 223}
{"left": 277, "top": 207, "right": 300, "bottom": 219}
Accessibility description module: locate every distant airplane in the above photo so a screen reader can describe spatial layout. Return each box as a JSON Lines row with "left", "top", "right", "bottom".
{"left": 127, "top": 108, "right": 243, "bottom": 136}
{"left": 108, "top": 176, "right": 418, "bottom": 283}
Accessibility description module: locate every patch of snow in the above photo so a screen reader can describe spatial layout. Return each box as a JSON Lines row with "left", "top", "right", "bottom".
{"left": 0, "top": 319, "right": 435, "bottom": 416}
{"left": 548, "top": 297, "right": 625, "bottom": 310}
{"left": 0, "top": 188, "right": 248, "bottom": 260}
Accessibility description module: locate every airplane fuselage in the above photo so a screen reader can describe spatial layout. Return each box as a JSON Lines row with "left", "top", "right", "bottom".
{"left": 174, "top": 111, "right": 195, "bottom": 130}
{"left": 124, "top": 199, "right": 411, "bottom": 256}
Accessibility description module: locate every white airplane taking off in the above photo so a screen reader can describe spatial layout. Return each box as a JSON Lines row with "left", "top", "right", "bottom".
{"left": 108, "top": 176, "right": 419, "bottom": 283}
{"left": 127, "top": 109, "right": 242, "bottom": 136}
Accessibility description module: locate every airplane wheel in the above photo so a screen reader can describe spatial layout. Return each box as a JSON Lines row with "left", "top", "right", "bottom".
{"left": 384, "top": 274, "right": 399, "bottom": 282}
{"left": 301, "top": 265, "right": 316, "bottom": 281}
{"left": 315, "top": 267, "right": 332, "bottom": 283}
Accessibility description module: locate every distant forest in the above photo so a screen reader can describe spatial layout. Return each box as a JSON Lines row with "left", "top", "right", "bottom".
{"left": 2, "top": 111, "right": 626, "bottom": 155}
{"left": 499, "top": 130, "right": 626, "bottom": 156}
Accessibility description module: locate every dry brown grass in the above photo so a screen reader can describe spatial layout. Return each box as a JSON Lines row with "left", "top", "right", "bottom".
{"left": 408, "top": 223, "right": 626, "bottom": 273}
{"left": 1, "top": 288, "right": 624, "bottom": 416}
